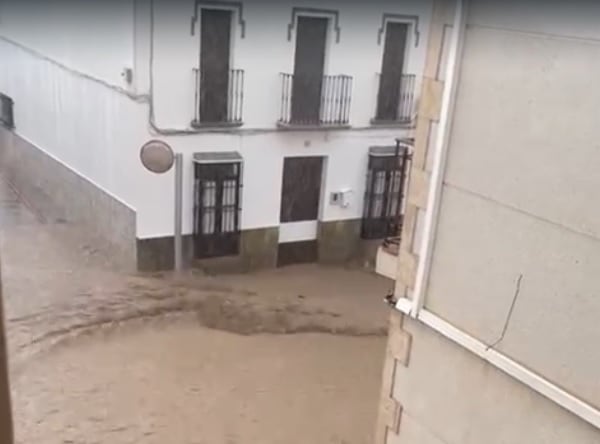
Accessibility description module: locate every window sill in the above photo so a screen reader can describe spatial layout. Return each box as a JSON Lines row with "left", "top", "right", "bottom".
{"left": 190, "top": 120, "right": 244, "bottom": 130}
{"left": 276, "top": 121, "right": 351, "bottom": 131}
{"left": 370, "top": 118, "right": 415, "bottom": 129}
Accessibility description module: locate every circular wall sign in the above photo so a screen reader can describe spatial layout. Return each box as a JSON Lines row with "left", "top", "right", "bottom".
{"left": 140, "top": 140, "right": 175, "bottom": 174}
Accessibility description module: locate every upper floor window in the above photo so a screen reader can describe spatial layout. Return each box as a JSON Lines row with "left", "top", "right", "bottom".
{"left": 192, "top": 8, "right": 244, "bottom": 128}
{"left": 278, "top": 13, "right": 352, "bottom": 128}
{"left": 0, "top": 94, "right": 14, "bottom": 129}
{"left": 373, "top": 22, "right": 415, "bottom": 125}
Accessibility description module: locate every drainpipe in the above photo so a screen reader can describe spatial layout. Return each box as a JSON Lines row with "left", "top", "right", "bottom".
{"left": 410, "top": 0, "right": 468, "bottom": 317}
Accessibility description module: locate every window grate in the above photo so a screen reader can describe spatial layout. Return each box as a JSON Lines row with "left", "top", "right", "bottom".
{"left": 193, "top": 161, "right": 242, "bottom": 258}
{"left": 361, "top": 144, "right": 412, "bottom": 240}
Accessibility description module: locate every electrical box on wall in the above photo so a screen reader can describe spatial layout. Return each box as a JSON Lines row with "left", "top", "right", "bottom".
{"left": 330, "top": 188, "right": 353, "bottom": 208}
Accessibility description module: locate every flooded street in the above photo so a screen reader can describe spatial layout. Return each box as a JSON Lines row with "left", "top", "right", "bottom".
{"left": 0, "top": 175, "right": 391, "bottom": 443}
{"left": 13, "top": 324, "right": 384, "bottom": 444}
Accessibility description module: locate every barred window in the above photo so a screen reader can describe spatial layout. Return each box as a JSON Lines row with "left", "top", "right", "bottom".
{"left": 193, "top": 152, "right": 243, "bottom": 259}
{"left": 361, "top": 145, "right": 411, "bottom": 240}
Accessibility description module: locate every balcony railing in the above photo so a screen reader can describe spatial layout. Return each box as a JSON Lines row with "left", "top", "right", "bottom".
{"left": 372, "top": 73, "right": 416, "bottom": 125}
{"left": 278, "top": 73, "right": 352, "bottom": 127}
{"left": 192, "top": 68, "right": 244, "bottom": 127}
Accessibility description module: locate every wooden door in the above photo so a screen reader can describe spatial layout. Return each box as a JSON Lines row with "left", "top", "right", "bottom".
{"left": 278, "top": 157, "right": 323, "bottom": 266}
{"left": 291, "top": 16, "right": 328, "bottom": 124}
{"left": 200, "top": 9, "right": 232, "bottom": 123}
{"left": 376, "top": 22, "right": 408, "bottom": 121}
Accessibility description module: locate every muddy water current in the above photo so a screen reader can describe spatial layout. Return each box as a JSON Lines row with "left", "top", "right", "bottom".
{"left": 0, "top": 177, "right": 389, "bottom": 443}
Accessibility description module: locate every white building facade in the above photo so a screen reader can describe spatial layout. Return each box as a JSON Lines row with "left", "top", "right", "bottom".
{"left": 376, "top": 0, "right": 600, "bottom": 443}
{"left": 0, "top": 0, "right": 432, "bottom": 271}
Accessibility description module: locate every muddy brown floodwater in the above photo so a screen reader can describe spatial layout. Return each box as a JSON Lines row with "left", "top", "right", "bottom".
{"left": 13, "top": 322, "right": 385, "bottom": 444}
{"left": 0, "top": 175, "right": 391, "bottom": 444}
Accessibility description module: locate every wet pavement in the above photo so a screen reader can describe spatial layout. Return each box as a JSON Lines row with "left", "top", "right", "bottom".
{"left": 0, "top": 173, "right": 390, "bottom": 443}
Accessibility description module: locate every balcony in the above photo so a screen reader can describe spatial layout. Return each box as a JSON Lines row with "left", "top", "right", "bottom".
{"left": 192, "top": 68, "right": 244, "bottom": 128}
{"left": 278, "top": 73, "right": 353, "bottom": 129}
{"left": 371, "top": 73, "right": 416, "bottom": 126}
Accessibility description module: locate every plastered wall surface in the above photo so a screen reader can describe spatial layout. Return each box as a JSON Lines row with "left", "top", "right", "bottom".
{"left": 0, "top": 0, "right": 434, "bottom": 240}
{"left": 424, "top": 0, "right": 600, "bottom": 409}
{"left": 387, "top": 317, "right": 600, "bottom": 444}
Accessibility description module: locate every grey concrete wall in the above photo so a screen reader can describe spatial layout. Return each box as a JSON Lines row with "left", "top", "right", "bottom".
{"left": 0, "top": 128, "right": 137, "bottom": 270}
{"left": 423, "top": 0, "right": 600, "bottom": 409}
{"left": 387, "top": 317, "right": 600, "bottom": 444}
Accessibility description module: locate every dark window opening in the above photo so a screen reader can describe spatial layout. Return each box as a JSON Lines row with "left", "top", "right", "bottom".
{"left": 374, "top": 22, "right": 414, "bottom": 124}
{"left": 361, "top": 145, "right": 412, "bottom": 240}
{"left": 0, "top": 94, "right": 14, "bottom": 129}
{"left": 278, "top": 16, "right": 352, "bottom": 126}
{"left": 291, "top": 16, "right": 327, "bottom": 124}
{"left": 193, "top": 8, "right": 244, "bottom": 126}
{"left": 193, "top": 157, "right": 242, "bottom": 258}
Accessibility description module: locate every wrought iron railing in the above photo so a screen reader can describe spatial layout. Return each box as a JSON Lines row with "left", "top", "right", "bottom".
{"left": 373, "top": 73, "right": 416, "bottom": 124}
{"left": 192, "top": 68, "right": 244, "bottom": 126}
{"left": 278, "top": 73, "right": 353, "bottom": 126}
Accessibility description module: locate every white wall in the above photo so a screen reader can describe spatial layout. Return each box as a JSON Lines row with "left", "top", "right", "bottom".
{"left": 0, "top": 38, "right": 150, "bottom": 219}
{"left": 424, "top": 0, "right": 600, "bottom": 408}
{"left": 0, "top": 0, "right": 135, "bottom": 87}
{"left": 157, "top": 127, "right": 410, "bottom": 240}
{"left": 150, "top": 0, "right": 431, "bottom": 129}
{"left": 0, "top": 0, "right": 433, "bottom": 240}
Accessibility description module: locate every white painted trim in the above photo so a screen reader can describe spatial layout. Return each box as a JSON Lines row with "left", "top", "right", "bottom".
{"left": 411, "top": 0, "right": 467, "bottom": 317}
{"left": 393, "top": 297, "right": 600, "bottom": 429}
{"left": 279, "top": 220, "right": 318, "bottom": 243}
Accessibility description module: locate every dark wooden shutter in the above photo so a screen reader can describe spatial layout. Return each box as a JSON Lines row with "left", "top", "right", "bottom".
{"left": 291, "top": 17, "right": 328, "bottom": 124}
{"left": 200, "top": 9, "right": 232, "bottom": 123}
{"left": 376, "top": 22, "right": 408, "bottom": 121}
{"left": 280, "top": 157, "right": 323, "bottom": 223}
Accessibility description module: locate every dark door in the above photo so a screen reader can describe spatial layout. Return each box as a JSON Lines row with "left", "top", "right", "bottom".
{"left": 280, "top": 157, "right": 323, "bottom": 223}
{"left": 200, "top": 9, "right": 232, "bottom": 123}
{"left": 376, "top": 22, "right": 408, "bottom": 121}
{"left": 194, "top": 162, "right": 241, "bottom": 258}
{"left": 278, "top": 157, "right": 323, "bottom": 266}
{"left": 291, "top": 16, "right": 328, "bottom": 124}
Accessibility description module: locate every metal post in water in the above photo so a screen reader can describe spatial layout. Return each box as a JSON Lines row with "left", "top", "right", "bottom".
{"left": 174, "top": 152, "right": 183, "bottom": 273}
{"left": 0, "top": 265, "right": 13, "bottom": 444}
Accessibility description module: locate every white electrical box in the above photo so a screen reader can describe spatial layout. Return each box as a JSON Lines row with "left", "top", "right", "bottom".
{"left": 330, "top": 188, "right": 353, "bottom": 208}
